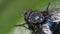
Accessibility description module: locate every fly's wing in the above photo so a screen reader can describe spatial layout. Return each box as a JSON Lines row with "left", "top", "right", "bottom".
{"left": 13, "top": 25, "right": 32, "bottom": 34}
{"left": 48, "top": 8, "right": 60, "bottom": 34}
{"left": 49, "top": 8, "right": 60, "bottom": 23}
{"left": 11, "top": 23, "right": 32, "bottom": 34}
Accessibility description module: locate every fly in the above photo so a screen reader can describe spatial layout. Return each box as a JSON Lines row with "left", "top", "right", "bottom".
{"left": 15, "top": 0, "right": 60, "bottom": 34}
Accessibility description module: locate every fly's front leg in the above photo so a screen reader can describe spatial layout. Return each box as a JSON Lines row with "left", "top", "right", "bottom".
{"left": 15, "top": 23, "right": 30, "bottom": 30}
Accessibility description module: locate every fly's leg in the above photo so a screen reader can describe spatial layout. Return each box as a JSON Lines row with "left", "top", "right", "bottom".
{"left": 15, "top": 23, "right": 30, "bottom": 30}
{"left": 46, "top": 0, "right": 51, "bottom": 11}
{"left": 46, "top": 1, "right": 50, "bottom": 11}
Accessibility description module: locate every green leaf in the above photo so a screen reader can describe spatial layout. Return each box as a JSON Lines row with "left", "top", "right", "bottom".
{"left": 0, "top": 0, "right": 60, "bottom": 34}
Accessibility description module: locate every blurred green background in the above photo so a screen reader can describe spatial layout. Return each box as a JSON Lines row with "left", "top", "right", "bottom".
{"left": 0, "top": 0, "right": 60, "bottom": 34}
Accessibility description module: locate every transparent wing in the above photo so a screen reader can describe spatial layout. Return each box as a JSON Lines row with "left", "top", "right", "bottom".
{"left": 13, "top": 26, "right": 32, "bottom": 34}
{"left": 49, "top": 8, "right": 60, "bottom": 24}
{"left": 10, "top": 23, "right": 32, "bottom": 34}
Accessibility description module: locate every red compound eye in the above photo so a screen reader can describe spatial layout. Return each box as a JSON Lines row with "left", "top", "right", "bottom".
{"left": 24, "top": 9, "right": 32, "bottom": 20}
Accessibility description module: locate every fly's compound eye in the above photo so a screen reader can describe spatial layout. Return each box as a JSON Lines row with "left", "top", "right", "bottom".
{"left": 24, "top": 10, "right": 32, "bottom": 20}
{"left": 28, "top": 11, "right": 45, "bottom": 24}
